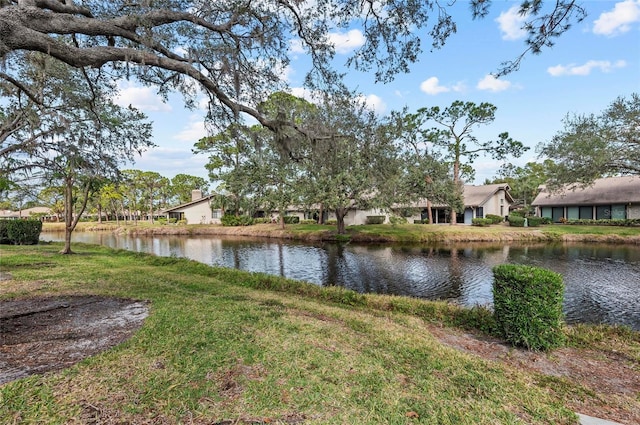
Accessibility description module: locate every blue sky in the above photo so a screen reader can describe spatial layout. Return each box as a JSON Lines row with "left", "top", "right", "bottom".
{"left": 116, "top": 0, "right": 640, "bottom": 186}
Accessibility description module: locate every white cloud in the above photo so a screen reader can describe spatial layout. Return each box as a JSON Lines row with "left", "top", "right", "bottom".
{"left": 173, "top": 117, "right": 207, "bottom": 142}
{"left": 547, "top": 60, "right": 627, "bottom": 76}
{"left": 419, "top": 77, "right": 450, "bottom": 95}
{"left": 476, "top": 75, "right": 512, "bottom": 92}
{"left": 359, "top": 94, "right": 387, "bottom": 115}
{"left": 593, "top": 0, "right": 640, "bottom": 36}
{"left": 328, "top": 29, "right": 365, "bottom": 54}
{"left": 289, "top": 39, "right": 305, "bottom": 54}
{"left": 495, "top": 5, "right": 528, "bottom": 40}
{"left": 115, "top": 81, "right": 172, "bottom": 112}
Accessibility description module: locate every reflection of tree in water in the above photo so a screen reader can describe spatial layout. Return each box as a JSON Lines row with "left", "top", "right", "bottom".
{"left": 445, "top": 247, "right": 463, "bottom": 301}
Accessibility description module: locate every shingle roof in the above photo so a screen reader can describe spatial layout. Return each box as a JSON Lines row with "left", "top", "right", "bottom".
{"left": 463, "top": 183, "right": 514, "bottom": 207}
{"left": 532, "top": 176, "right": 640, "bottom": 206}
{"left": 161, "top": 194, "right": 215, "bottom": 213}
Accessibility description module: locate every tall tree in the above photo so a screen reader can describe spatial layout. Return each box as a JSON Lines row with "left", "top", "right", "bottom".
{"left": 0, "top": 54, "right": 153, "bottom": 253}
{"left": 417, "top": 101, "right": 527, "bottom": 224}
{"left": 538, "top": 93, "right": 640, "bottom": 190}
{"left": 137, "top": 171, "right": 169, "bottom": 223}
{"left": 171, "top": 174, "right": 208, "bottom": 204}
{"left": 299, "top": 94, "right": 401, "bottom": 234}
{"left": 0, "top": 1, "right": 586, "bottom": 139}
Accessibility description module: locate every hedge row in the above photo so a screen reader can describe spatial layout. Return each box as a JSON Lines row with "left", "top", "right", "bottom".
{"left": 220, "top": 214, "right": 254, "bottom": 226}
{"left": 565, "top": 218, "right": 640, "bottom": 226}
{"left": 0, "top": 220, "right": 43, "bottom": 245}
{"left": 472, "top": 218, "right": 493, "bottom": 227}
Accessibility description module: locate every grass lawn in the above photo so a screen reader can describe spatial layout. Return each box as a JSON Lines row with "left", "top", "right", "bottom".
{"left": 0, "top": 243, "right": 605, "bottom": 424}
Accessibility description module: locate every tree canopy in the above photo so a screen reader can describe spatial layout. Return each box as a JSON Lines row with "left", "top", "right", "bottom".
{"left": 0, "top": 1, "right": 586, "bottom": 137}
{"left": 538, "top": 93, "right": 640, "bottom": 189}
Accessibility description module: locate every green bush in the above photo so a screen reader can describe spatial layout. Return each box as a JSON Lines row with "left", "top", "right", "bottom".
{"left": 541, "top": 217, "right": 553, "bottom": 225}
{"left": 565, "top": 218, "right": 640, "bottom": 226}
{"left": 221, "top": 214, "right": 254, "bottom": 226}
{"left": 413, "top": 219, "right": 428, "bottom": 224}
{"left": 472, "top": 218, "right": 493, "bottom": 227}
{"left": 527, "top": 216, "right": 544, "bottom": 227}
{"left": 366, "top": 215, "right": 386, "bottom": 225}
{"left": 0, "top": 220, "right": 10, "bottom": 244}
{"left": 492, "top": 264, "right": 566, "bottom": 351}
{"left": 389, "top": 216, "right": 407, "bottom": 225}
{"left": 283, "top": 216, "right": 300, "bottom": 224}
{"left": 300, "top": 219, "right": 316, "bottom": 225}
{"left": 253, "top": 218, "right": 270, "bottom": 224}
{"left": 508, "top": 215, "right": 526, "bottom": 227}
{"left": 486, "top": 214, "right": 503, "bottom": 224}
{"left": 325, "top": 219, "right": 337, "bottom": 225}
{"left": 0, "top": 220, "right": 43, "bottom": 245}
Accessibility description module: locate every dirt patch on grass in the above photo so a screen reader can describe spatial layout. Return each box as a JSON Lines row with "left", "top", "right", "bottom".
{"left": 427, "top": 324, "right": 640, "bottom": 425}
{"left": 0, "top": 295, "right": 149, "bottom": 385}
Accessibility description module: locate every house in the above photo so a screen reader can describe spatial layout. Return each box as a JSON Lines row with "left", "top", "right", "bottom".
{"left": 532, "top": 175, "right": 640, "bottom": 222}
{"left": 416, "top": 183, "right": 513, "bottom": 225}
{"left": 0, "top": 207, "right": 56, "bottom": 221}
{"left": 162, "top": 190, "right": 222, "bottom": 224}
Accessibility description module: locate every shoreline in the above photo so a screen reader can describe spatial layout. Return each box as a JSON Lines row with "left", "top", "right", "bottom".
{"left": 41, "top": 222, "right": 640, "bottom": 244}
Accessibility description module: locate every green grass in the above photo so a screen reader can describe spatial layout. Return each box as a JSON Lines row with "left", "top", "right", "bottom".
{"left": 1, "top": 244, "right": 637, "bottom": 423}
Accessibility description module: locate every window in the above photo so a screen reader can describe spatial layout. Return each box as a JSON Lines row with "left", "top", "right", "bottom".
{"left": 596, "top": 205, "right": 611, "bottom": 220}
{"left": 212, "top": 210, "right": 221, "bottom": 219}
{"left": 475, "top": 207, "right": 484, "bottom": 218}
{"left": 579, "top": 206, "right": 593, "bottom": 219}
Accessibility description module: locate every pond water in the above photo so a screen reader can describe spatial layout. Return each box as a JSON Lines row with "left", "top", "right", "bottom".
{"left": 41, "top": 232, "right": 640, "bottom": 330}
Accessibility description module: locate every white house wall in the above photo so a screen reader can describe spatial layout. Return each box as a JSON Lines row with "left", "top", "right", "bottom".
{"left": 174, "top": 202, "right": 213, "bottom": 224}
{"left": 628, "top": 205, "right": 640, "bottom": 219}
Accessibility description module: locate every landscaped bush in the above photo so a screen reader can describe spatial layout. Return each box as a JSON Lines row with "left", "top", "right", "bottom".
{"left": 413, "top": 219, "right": 429, "bottom": 224}
{"left": 566, "top": 218, "right": 640, "bottom": 226}
{"left": 389, "top": 216, "right": 407, "bottom": 225}
{"left": 527, "top": 216, "right": 544, "bottom": 227}
{"left": 0, "top": 220, "right": 43, "bottom": 245}
{"left": 472, "top": 218, "right": 493, "bottom": 227}
{"left": 486, "top": 214, "right": 503, "bottom": 224}
{"left": 300, "top": 219, "right": 316, "bottom": 225}
{"left": 492, "top": 264, "right": 566, "bottom": 351}
{"left": 541, "top": 217, "right": 553, "bottom": 225}
{"left": 221, "top": 214, "right": 254, "bottom": 226}
{"left": 508, "top": 215, "right": 526, "bottom": 227}
{"left": 366, "top": 215, "right": 386, "bottom": 225}
{"left": 283, "top": 216, "right": 300, "bottom": 224}
{"left": 156, "top": 218, "right": 168, "bottom": 225}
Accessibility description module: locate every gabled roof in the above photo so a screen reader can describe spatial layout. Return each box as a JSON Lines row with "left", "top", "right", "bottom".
{"left": 532, "top": 176, "right": 640, "bottom": 207}
{"left": 463, "top": 183, "right": 513, "bottom": 207}
{"left": 0, "top": 207, "right": 53, "bottom": 218}
{"left": 402, "top": 183, "right": 513, "bottom": 209}
{"left": 161, "top": 194, "right": 215, "bottom": 213}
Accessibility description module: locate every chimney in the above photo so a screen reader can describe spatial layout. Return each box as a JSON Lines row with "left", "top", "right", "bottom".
{"left": 191, "top": 190, "right": 203, "bottom": 201}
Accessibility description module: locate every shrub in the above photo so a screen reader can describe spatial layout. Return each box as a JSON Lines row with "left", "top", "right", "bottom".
{"left": 300, "top": 219, "right": 316, "bottom": 225}
{"left": 366, "top": 215, "right": 386, "bottom": 225}
{"left": 471, "top": 218, "right": 493, "bottom": 227}
{"left": 156, "top": 218, "right": 168, "bottom": 225}
{"left": 492, "top": 264, "right": 566, "bottom": 351}
{"left": 508, "top": 215, "right": 525, "bottom": 227}
{"left": 177, "top": 219, "right": 187, "bottom": 225}
{"left": 0, "top": 220, "right": 10, "bottom": 244}
{"left": 541, "top": 217, "right": 553, "bottom": 225}
{"left": 389, "top": 216, "right": 407, "bottom": 225}
{"left": 413, "top": 219, "right": 427, "bottom": 224}
{"left": 1, "top": 220, "right": 43, "bottom": 245}
{"left": 325, "top": 219, "right": 337, "bottom": 225}
{"left": 527, "top": 216, "right": 544, "bottom": 227}
{"left": 283, "top": 216, "right": 300, "bottom": 224}
{"left": 486, "top": 214, "right": 503, "bottom": 224}
{"left": 221, "top": 214, "right": 254, "bottom": 226}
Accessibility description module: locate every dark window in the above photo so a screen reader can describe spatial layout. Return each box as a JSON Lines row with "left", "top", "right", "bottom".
{"left": 552, "top": 207, "right": 564, "bottom": 222}
{"left": 579, "top": 206, "right": 593, "bottom": 219}
{"left": 596, "top": 205, "right": 611, "bottom": 220}
{"left": 475, "top": 207, "right": 484, "bottom": 218}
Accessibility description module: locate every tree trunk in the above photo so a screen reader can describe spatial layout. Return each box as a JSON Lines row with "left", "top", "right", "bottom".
{"left": 426, "top": 199, "right": 433, "bottom": 224}
{"left": 318, "top": 203, "right": 324, "bottom": 224}
{"left": 280, "top": 214, "right": 285, "bottom": 230}
{"left": 97, "top": 203, "right": 102, "bottom": 224}
{"left": 335, "top": 207, "right": 347, "bottom": 234}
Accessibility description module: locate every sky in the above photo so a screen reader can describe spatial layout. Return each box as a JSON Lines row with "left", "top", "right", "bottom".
{"left": 115, "top": 0, "right": 640, "bottom": 187}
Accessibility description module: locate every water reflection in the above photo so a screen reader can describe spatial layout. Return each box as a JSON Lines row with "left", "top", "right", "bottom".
{"left": 41, "top": 232, "right": 640, "bottom": 330}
